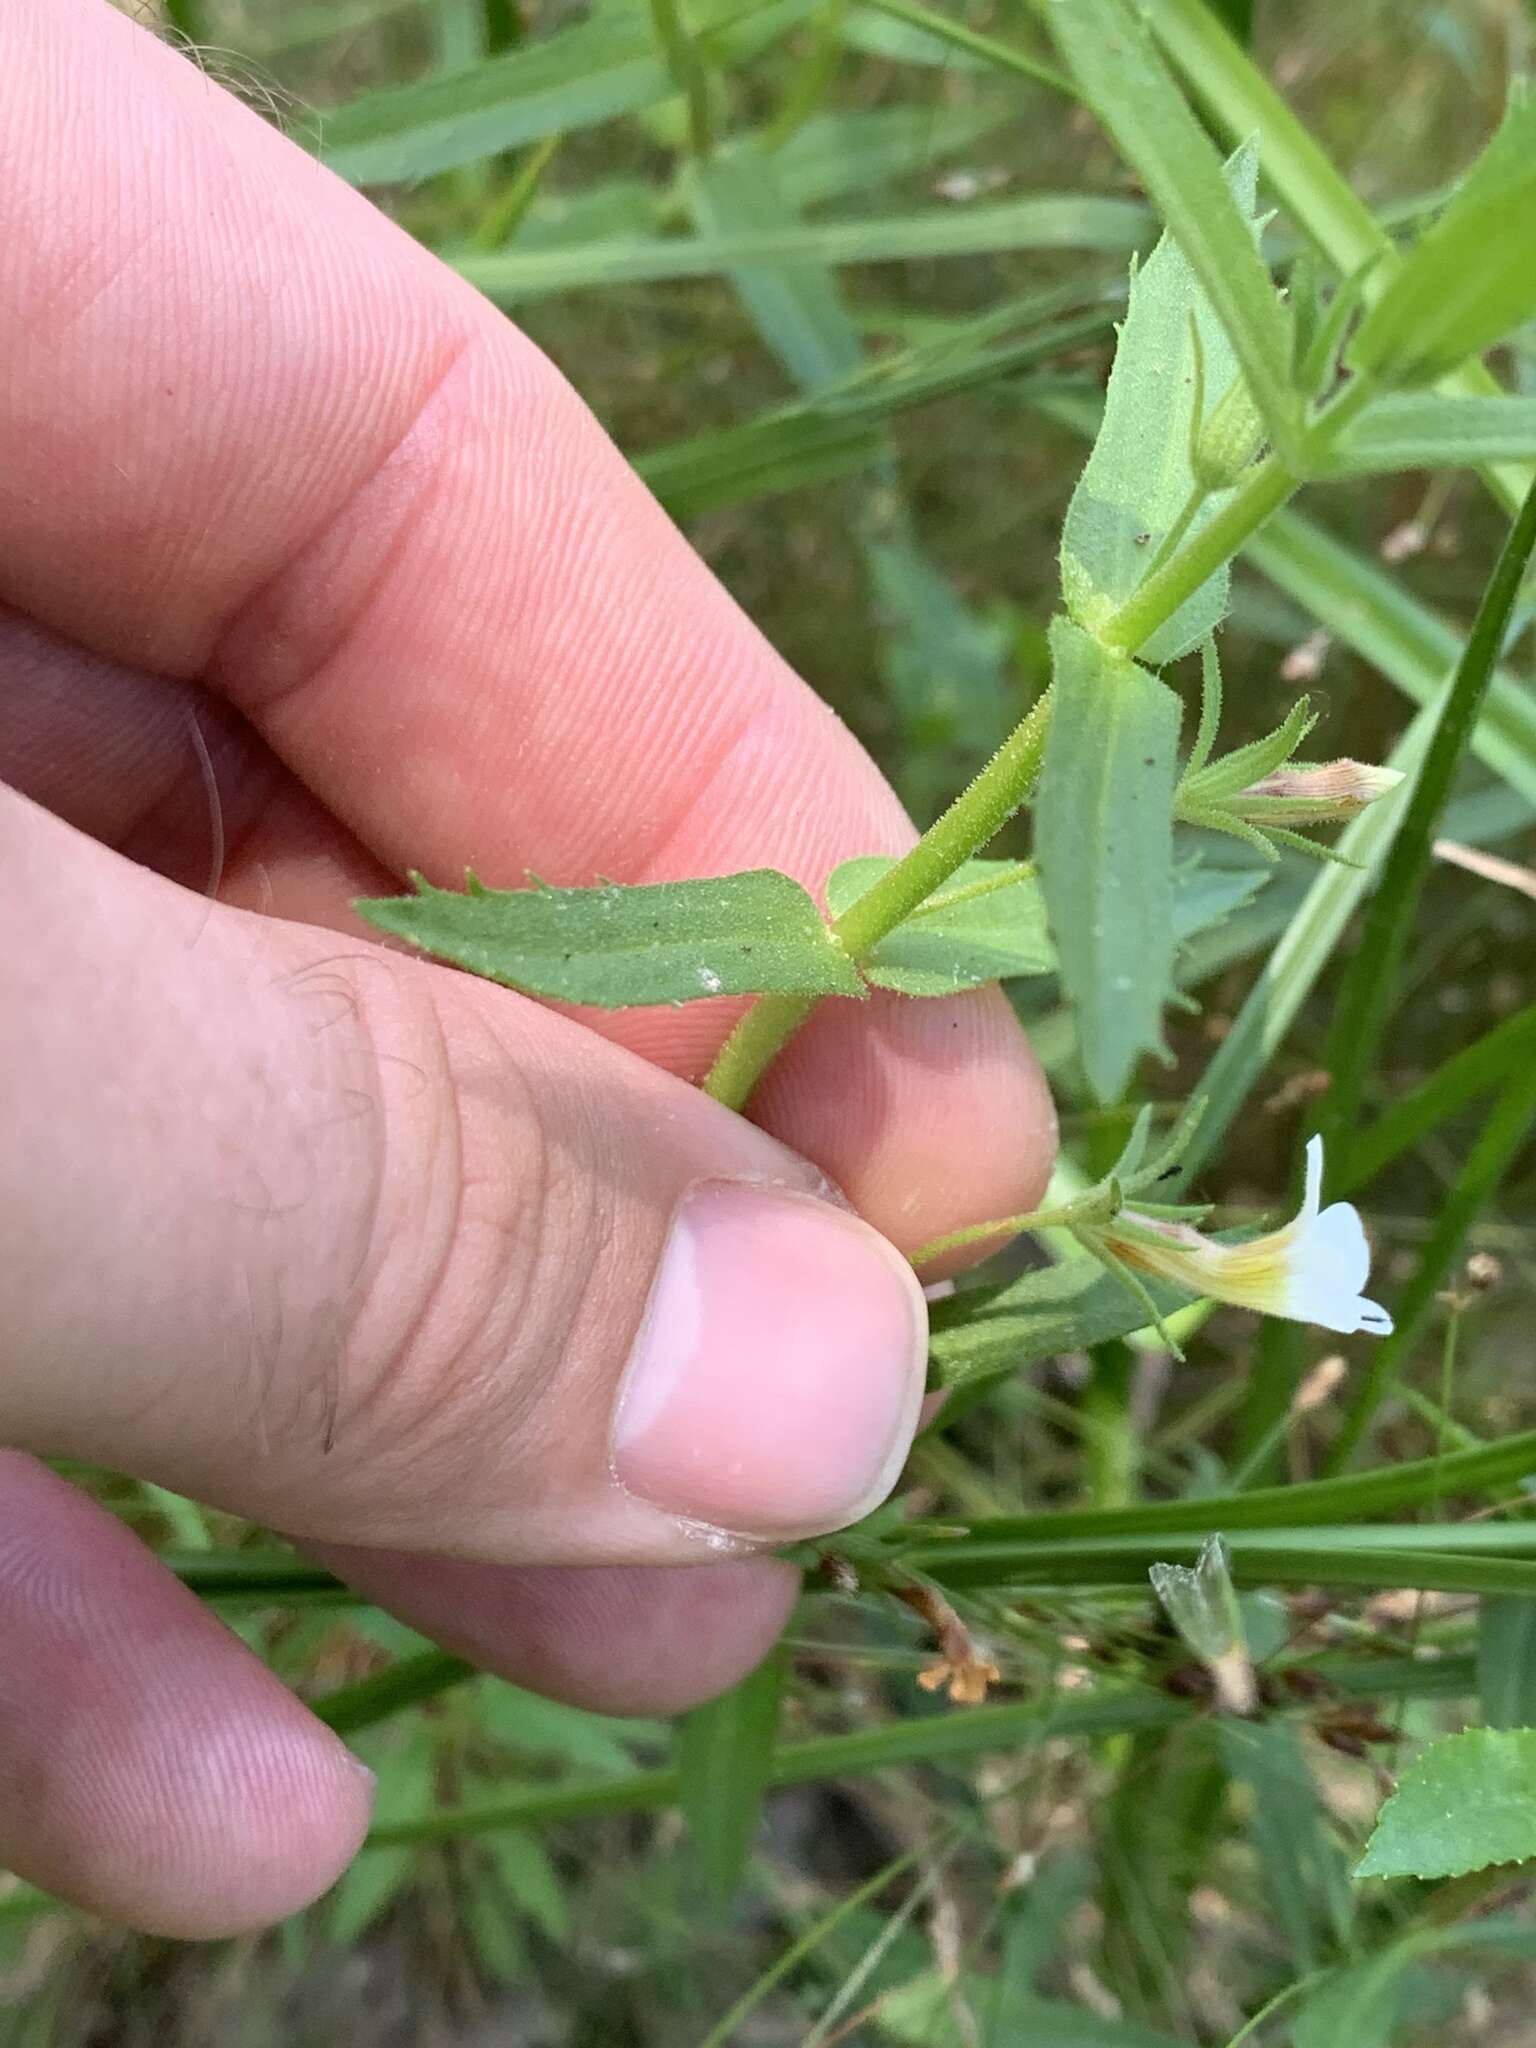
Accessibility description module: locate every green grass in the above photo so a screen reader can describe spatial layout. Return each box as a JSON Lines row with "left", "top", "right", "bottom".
{"left": 27, "top": 1, "right": 1536, "bottom": 2041}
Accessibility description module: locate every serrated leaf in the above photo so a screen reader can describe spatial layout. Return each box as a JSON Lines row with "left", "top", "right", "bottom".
{"left": 1061, "top": 142, "right": 1260, "bottom": 663}
{"left": 357, "top": 869, "right": 865, "bottom": 1006}
{"left": 678, "top": 1650, "right": 786, "bottom": 1901}
{"left": 1049, "top": 0, "right": 1297, "bottom": 462}
{"left": 1036, "top": 618, "right": 1182, "bottom": 1103}
{"left": 1357, "top": 1727, "right": 1536, "bottom": 1880}
{"left": 826, "top": 857, "right": 1054, "bottom": 995}
{"left": 1350, "top": 85, "right": 1536, "bottom": 388}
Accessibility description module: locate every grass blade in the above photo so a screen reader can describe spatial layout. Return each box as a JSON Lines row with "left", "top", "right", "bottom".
{"left": 1046, "top": 0, "right": 1297, "bottom": 459}
{"left": 368, "top": 1687, "right": 1187, "bottom": 1846}
{"left": 1342, "top": 1002, "right": 1536, "bottom": 1191}
{"left": 1313, "top": 473, "right": 1536, "bottom": 1159}
{"left": 677, "top": 1649, "right": 787, "bottom": 1901}
{"left": 1244, "top": 508, "right": 1536, "bottom": 810}
{"left": 915, "top": 1426, "right": 1536, "bottom": 1541}
{"left": 319, "top": 15, "right": 667, "bottom": 184}
{"left": 313, "top": 1650, "right": 477, "bottom": 1736}
{"left": 453, "top": 195, "right": 1146, "bottom": 299}
{"left": 1326, "top": 1063, "right": 1536, "bottom": 1471}
{"left": 1479, "top": 1597, "right": 1536, "bottom": 1731}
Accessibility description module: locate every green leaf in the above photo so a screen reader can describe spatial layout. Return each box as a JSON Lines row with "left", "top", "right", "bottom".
{"left": 318, "top": 12, "right": 667, "bottom": 183}
{"left": 1479, "top": 1598, "right": 1536, "bottom": 1731}
{"left": 677, "top": 1650, "right": 787, "bottom": 1901}
{"left": 1036, "top": 617, "right": 1182, "bottom": 1103}
{"left": 474, "top": 1680, "right": 654, "bottom": 1775}
{"left": 1357, "top": 1728, "right": 1536, "bottom": 1880}
{"left": 1343, "top": 1002, "right": 1536, "bottom": 1190}
{"left": 489, "top": 1830, "right": 568, "bottom": 1942}
{"left": 1061, "top": 142, "right": 1260, "bottom": 663}
{"left": 826, "top": 857, "right": 1053, "bottom": 995}
{"left": 1217, "top": 1721, "right": 1352, "bottom": 1968}
{"left": 1245, "top": 507, "right": 1536, "bottom": 811}
{"left": 1171, "top": 856, "right": 1266, "bottom": 941}
{"left": 1047, "top": 0, "right": 1297, "bottom": 461}
{"left": 368, "top": 1689, "right": 1187, "bottom": 1847}
{"left": 1324, "top": 394, "right": 1536, "bottom": 475}
{"left": 685, "top": 143, "right": 862, "bottom": 389}
{"left": 927, "top": 1255, "right": 1201, "bottom": 1390}
{"left": 905, "top": 1426, "right": 1536, "bottom": 1543}
{"left": 1350, "top": 86, "right": 1536, "bottom": 388}
{"left": 453, "top": 195, "right": 1147, "bottom": 301}
{"left": 1290, "top": 1956, "right": 1417, "bottom": 2048}
{"left": 772, "top": 103, "right": 1011, "bottom": 211}
{"left": 849, "top": 0, "right": 1069, "bottom": 91}
{"left": 356, "top": 869, "right": 865, "bottom": 1006}
{"left": 1330, "top": 1062, "right": 1536, "bottom": 1474}
{"left": 1318, "top": 474, "right": 1536, "bottom": 1459}
{"left": 314, "top": 1649, "right": 475, "bottom": 1735}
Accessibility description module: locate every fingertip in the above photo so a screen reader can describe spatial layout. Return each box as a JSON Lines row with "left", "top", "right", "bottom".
{"left": 69, "top": 1701, "right": 377, "bottom": 1941}
{"left": 0, "top": 1454, "right": 374, "bottom": 1938}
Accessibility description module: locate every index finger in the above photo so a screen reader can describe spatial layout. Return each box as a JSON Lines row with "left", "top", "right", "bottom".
{"left": 1, "top": 0, "right": 1054, "bottom": 1245}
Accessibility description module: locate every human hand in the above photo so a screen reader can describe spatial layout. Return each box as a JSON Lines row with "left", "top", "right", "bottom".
{"left": 0, "top": 0, "right": 1054, "bottom": 1937}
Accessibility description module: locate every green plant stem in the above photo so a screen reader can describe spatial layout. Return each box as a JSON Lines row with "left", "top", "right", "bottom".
{"left": 702, "top": 691, "right": 1052, "bottom": 1109}
{"left": 763, "top": 0, "right": 847, "bottom": 151}
{"left": 1341, "top": 1001, "right": 1536, "bottom": 1191}
{"left": 1101, "top": 456, "right": 1294, "bottom": 653}
{"left": 911, "top": 1180, "right": 1113, "bottom": 1267}
{"left": 367, "top": 1687, "right": 1186, "bottom": 1846}
{"left": 481, "top": 0, "right": 522, "bottom": 53}
{"left": 1142, "top": 0, "right": 1533, "bottom": 517}
{"left": 472, "top": 134, "right": 560, "bottom": 250}
{"left": 1314, "top": 471, "right": 1536, "bottom": 1164}
{"left": 647, "top": 0, "right": 713, "bottom": 159}
{"left": 1144, "top": 476, "right": 1208, "bottom": 579}
{"left": 1084, "top": 1338, "right": 1139, "bottom": 1508}
{"left": 314, "top": 1650, "right": 476, "bottom": 1736}
{"left": 1219, "top": 1972, "right": 1327, "bottom": 2048}
{"left": 696, "top": 1847, "right": 924, "bottom": 2048}
{"left": 863, "top": 0, "right": 1072, "bottom": 96}
{"left": 1103, "top": 374, "right": 1375, "bottom": 654}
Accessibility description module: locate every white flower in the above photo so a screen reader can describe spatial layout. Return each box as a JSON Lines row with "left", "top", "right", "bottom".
{"left": 1103, "top": 1136, "right": 1393, "bottom": 1338}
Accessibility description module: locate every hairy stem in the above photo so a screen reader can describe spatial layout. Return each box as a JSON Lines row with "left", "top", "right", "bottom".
{"left": 702, "top": 692, "right": 1052, "bottom": 1109}
{"left": 705, "top": 376, "right": 1372, "bottom": 1115}
{"left": 1101, "top": 455, "right": 1295, "bottom": 654}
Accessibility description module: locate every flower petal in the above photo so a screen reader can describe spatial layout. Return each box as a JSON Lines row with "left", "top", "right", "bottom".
{"left": 1300, "top": 1133, "right": 1325, "bottom": 1224}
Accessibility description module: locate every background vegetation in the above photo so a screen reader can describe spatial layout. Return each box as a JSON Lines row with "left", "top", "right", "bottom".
{"left": 7, "top": 0, "right": 1536, "bottom": 2039}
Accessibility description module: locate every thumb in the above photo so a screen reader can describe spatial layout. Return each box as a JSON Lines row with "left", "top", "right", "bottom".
{"left": 3, "top": 788, "right": 928, "bottom": 1563}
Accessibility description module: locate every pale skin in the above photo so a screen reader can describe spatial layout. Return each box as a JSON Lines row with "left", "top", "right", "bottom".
{"left": 0, "top": 1, "right": 1055, "bottom": 1935}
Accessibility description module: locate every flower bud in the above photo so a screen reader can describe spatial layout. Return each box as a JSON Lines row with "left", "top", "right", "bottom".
{"left": 1227, "top": 760, "right": 1404, "bottom": 826}
{"left": 1193, "top": 373, "right": 1266, "bottom": 492}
